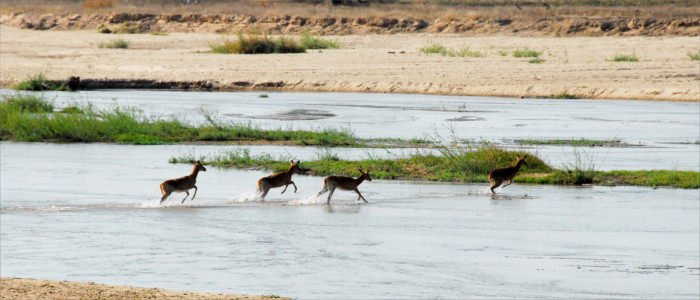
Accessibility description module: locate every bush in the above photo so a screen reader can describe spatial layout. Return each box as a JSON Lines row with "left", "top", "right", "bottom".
{"left": 98, "top": 39, "right": 130, "bottom": 49}
{"left": 210, "top": 34, "right": 305, "bottom": 54}
{"left": 12, "top": 73, "right": 70, "bottom": 91}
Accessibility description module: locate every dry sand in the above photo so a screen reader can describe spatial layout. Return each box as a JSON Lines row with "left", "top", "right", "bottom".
{"left": 1, "top": 25, "right": 698, "bottom": 101}
{"left": 0, "top": 277, "right": 289, "bottom": 300}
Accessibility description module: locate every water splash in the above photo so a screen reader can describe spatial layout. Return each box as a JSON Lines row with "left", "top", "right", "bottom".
{"left": 286, "top": 192, "right": 329, "bottom": 206}
{"left": 231, "top": 190, "right": 261, "bottom": 203}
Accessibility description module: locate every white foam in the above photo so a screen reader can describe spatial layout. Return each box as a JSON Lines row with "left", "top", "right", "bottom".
{"left": 285, "top": 192, "right": 328, "bottom": 206}
{"left": 231, "top": 190, "right": 262, "bottom": 203}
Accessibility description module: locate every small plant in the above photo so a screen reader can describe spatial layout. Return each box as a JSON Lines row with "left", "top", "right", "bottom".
{"left": 300, "top": 33, "right": 339, "bottom": 49}
{"left": 687, "top": 52, "right": 700, "bottom": 61}
{"left": 259, "top": 94, "right": 269, "bottom": 98}
{"left": 512, "top": 48, "right": 542, "bottom": 58}
{"left": 555, "top": 93, "right": 578, "bottom": 99}
{"left": 151, "top": 32, "right": 169, "bottom": 36}
{"left": 98, "top": 39, "right": 130, "bottom": 49}
{"left": 455, "top": 47, "right": 485, "bottom": 58}
{"left": 609, "top": 51, "right": 639, "bottom": 62}
{"left": 420, "top": 42, "right": 447, "bottom": 55}
{"left": 498, "top": 50, "right": 508, "bottom": 56}
{"left": 420, "top": 43, "right": 485, "bottom": 58}
{"left": 528, "top": 58, "right": 545, "bottom": 64}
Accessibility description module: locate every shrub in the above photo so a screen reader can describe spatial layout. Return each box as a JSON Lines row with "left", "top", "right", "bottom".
{"left": 12, "top": 73, "right": 70, "bottom": 91}
{"left": 687, "top": 52, "right": 699, "bottom": 61}
{"left": 210, "top": 34, "right": 305, "bottom": 54}
{"left": 528, "top": 58, "right": 545, "bottom": 64}
{"left": 98, "top": 39, "right": 130, "bottom": 49}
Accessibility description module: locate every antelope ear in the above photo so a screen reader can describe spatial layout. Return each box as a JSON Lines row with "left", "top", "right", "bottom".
{"left": 516, "top": 155, "right": 521, "bottom": 159}
{"left": 358, "top": 168, "right": 364, "bottom": 174}
{"left": 190, "top": 160, "right": 196, "bottom": 164}
{"left": 296, "top": 160, "right": 301, "bottom": 164}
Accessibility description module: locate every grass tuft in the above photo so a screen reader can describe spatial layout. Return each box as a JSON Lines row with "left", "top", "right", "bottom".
{"left": 210, "top": 34, "right": 305, "bottom": 54}
{"left": 609, "top": 52, "right": 639, "bottom": 62}
{"left": 420, "top": 42, "right": 485, "bottom": 58}
{"left": 300, "top": 33, "right": 339, "bottom": 49}
{"left": 687, "top": 52, "right": 700, "bottom": 61}
{"left": 98, "top": 39, "right": 130, "bottom": 49}
{"left": 512, "top": 48, "right": 542, "bottom": 58}
{"left": 528, "top": 58, "right": 545, "bottom": 64}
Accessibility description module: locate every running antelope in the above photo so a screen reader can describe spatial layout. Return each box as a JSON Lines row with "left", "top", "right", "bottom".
{"left": 257, "top": 160, "right": 302, "bottom": 199}
{"left": 160, "top": 160, "right": 207, "bottom": 204}
{"left": 318, "top": 169, "right": 372, "bottom": 204}
{"left": 488, "top": 155, "right": 527, "bottom": 194}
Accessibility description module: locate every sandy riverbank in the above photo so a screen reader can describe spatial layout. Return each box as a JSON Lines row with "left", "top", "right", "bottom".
{"left": 0, "top": 277, "right": 289, "bottom": 300}
{"left": 1, "top": 25, "right": 697, "bottom": 101}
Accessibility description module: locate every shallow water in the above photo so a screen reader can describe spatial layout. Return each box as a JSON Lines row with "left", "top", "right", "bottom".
{"left": 1, "top": 91, "right": 699, "bottom": 298}
{"left": 9, "top": 89, "right": 698, "bottom": 171}
{"left": 1, "top": 142, "right": 698, "bottom": 299}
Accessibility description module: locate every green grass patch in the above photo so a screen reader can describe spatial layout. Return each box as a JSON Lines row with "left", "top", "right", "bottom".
{"left": 555, "top": 93, "right": 579, "bottom": 99}
{"left": 528, "top": 58, "right": 545, "bottom": 64}
{"left": 608, "top": 53, "right": 639, "bottom": 62}
{"left": 515, "top": 138, "right": 623, "bottom": 147}
{"left": 175, "top": 144, "right": 552, "bottom": 182}
{"left": 98, "top": 39, "right": 130, "bottom": 49}
{"left": 512, "top": 48, "right": 542, "bottom": 58}
{"left": 210, "top": 34, "right": 305, "bottom": 54}
{"left": 11, "top": 73, "right": 71, "bottom": 91}
{"left": 688, "top": 52, "right": 700, "bottom": 61}
{"left": 300, "top": 33, "right": 339, "bottom": 49}
{"left": 151, "top": 32, "right": 169, "bottom": 36}
{"left": 420, "top": 42, "right": 485, "bottom": 58}
{"left": 498, "top": 50, "right": 509, "bottom": 56}
{"left": 1, "top": 93, "right": 54, "bottom": 113}
{"left": 183, "top": 145, "right": 700, "bottom": 188}
{"left": 0, "top": 93, "right": 361, "bottom": 146}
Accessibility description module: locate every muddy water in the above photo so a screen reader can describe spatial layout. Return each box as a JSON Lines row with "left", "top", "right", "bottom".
{"left": 1, "top": 90, "right": 699, "bottom": 298}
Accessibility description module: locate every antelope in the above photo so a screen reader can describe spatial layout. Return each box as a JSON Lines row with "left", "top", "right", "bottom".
{"left": 160, "top": 160, "right": 207, "bottom": 204}
{"left": 257, "top": 160, "right": 302, "bottom": 199}
{"left": 318, "top": 169, "right": 372, "bottom": 204}
{"left": 488, "top": 155, "right": 528, "bottom": 194}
